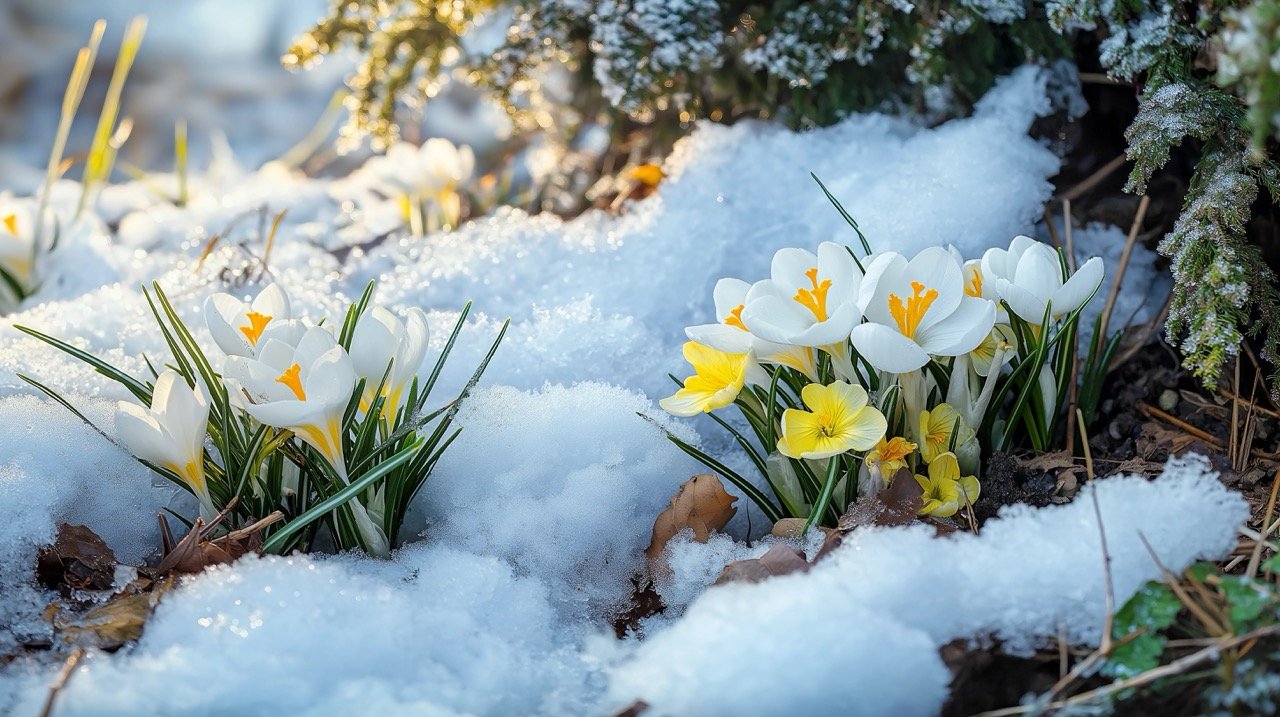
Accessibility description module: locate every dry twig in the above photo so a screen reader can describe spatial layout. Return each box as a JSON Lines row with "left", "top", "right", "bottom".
{"left": 39, "top": 647, "right": 85, "bottom": 717}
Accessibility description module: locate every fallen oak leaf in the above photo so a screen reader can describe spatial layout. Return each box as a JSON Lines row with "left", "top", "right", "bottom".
{"left": 645, "top": 474, "right": 737, "bottom": 576}
{"left": 714, "top": 544, "right": 810, "bottom": 586}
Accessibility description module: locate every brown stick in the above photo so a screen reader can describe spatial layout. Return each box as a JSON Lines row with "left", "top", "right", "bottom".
{"left": 1060, "top": 154, "right": 1130, "bottom": 202}
{"left": 1078, "top": 72, "right": 1131, "bottom": 87}
{"left": 1137, "top": 402, "right": 1280, "bottom": 461}
{"left": 1091, "top": 489, "right": 1114, "bottom": 654}
{"left": 39, "top": 647, "right": 85, "bottom": 717}
{"left": 1062, "top": 199, "right": 1077, "bottom": 273}
{"left": 1247, "top": 467, "right": 1280, "bottom": 579}
{"left": 974, "top": 624, "right": 1280, "bottom": 716}
{"left": 1097, "top": 195, "right": 1150, "bottom": 350}
{"left": 1044, "top": 205, "right": 1062, "bottom": 251}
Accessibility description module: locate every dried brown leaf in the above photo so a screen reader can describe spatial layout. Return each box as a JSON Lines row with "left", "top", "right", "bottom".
{"left": 836, "top": 468, "right": 923, "bottom": 531}
{"left": 1020, "top": 451, "right": 1078, "bottom": 472}
{"left": 155, "top": 510, "right": 280, "bottom": 577}
{"left": 36, "top": 524, "right": 117, "bottom": 594}
{"left": 817, "top": 469, "right": 930, "bottom": 561}
{"left": 1137, "top": 421, "right": 1204, "bottom": 459}
{"left": 48, "top": 579, "right": 173, "bottom": 650}
{"left": 1110, "top": 456, "right": 1166, "bottom": 477}
{"left": 714, "top": 544, "right": 810, "bottom": 586}
{"left": 645, "top": 474, "right": 737, "bottom": 573}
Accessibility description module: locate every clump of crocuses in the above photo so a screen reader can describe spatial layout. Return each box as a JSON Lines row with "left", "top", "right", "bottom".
{"left": 18, "top": 281, "right": 506, "bottom": 557}
{"left": 659, "top": 231, "right": 1103, "bottom": 530}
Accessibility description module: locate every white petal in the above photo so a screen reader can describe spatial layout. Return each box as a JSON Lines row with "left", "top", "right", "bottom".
{"left": 916, "top": 297, "right": 996, "bottom": 356}
{"left": 259, "top": 319, "right": 307, "bottom": 349}
{"left": 115, "top": 404, "right": 178, "bottom": 466}
{"left": 904, "top": 246, "right": 963, "bottom": 326}
{"left": 816, "top": 241, "right": 860, "bottom": 302}
{"left": 350, "top": 309, "right": 400, "bottom": 382}
{"left": 1013, "top": 243, "right": 1063, "bottom": 297}
{"left": 1053, "top": 257, "right": 1104, "bottom": 316}
{"left": 252, "top": 282, "right": 291, "bottom": 320}
{"left": 851, "top": 323, "right": 930, "bottom": 373}
{"left": 788, "top": 301, "right": 862, "bottom": 347}
{"left": 294, "top": 326, "right": 340, "bottom": 368}
{"left": 257, "top": 339, "right": 298, "bottom": 373}
{"left": 205, "top": 295, "right": 253, "bottom": 356}
{"left": 1002, "top": 283, "right": 1050, "bottom": 325}
{"left": 398, "top": 307, "right": 431, "bottom": 383}
{"left": 685, "top": 323, "right": 753, "bottom": 353}
{"left": 712, "top": 278, "right": 751, "bottom": 319}
{"left": 240, "top": 399, "right": 322, "bottom": 430}
{"left": 307, "top": 346, "right": 358, "bottom": 411}
{"left": 769, "top": 247, "right": 820, "bottom": 290}
{"left": 741, "top": 290, "right": 815, "bottom": 344}
{"left": 856, "top": 252, "right": 905, "bottom": 316}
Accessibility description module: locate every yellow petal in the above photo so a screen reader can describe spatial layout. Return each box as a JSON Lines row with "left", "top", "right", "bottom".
{"left": 928, "top": 452, "right": 960, "bottom": 483}
{"left": 777, "top": 409, "right": 826, "bottom": 459}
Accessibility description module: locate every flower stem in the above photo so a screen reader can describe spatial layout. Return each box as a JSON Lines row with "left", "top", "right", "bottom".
{"left": 804, "top": 456, "right": 842, "bottom": 535}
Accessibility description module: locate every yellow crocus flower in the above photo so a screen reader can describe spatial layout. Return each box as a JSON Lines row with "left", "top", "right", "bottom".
{"left": 919, "top": 403, "right": 974, "bottom": 463}
{"left": 777, "top": 381, "right": 887, "bottom": 460}
{"left": 914, "top": 451, "right": 980, "bottom": 518}
{"left": 659, "top": 341, "right": 751, "bottom": 417}
{"left": 865, "top": 436, "right": 917, "bottom": 474}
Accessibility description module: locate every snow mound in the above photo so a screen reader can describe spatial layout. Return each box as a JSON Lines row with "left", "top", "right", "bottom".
{"left": 424, "top": 382, "right": 701, "bottom": 617}
{"left": 607, "top": 455, "right": 1246, "bottom": 716}
{"left": 2, "top": 546, "right": 596, "bottom": 717}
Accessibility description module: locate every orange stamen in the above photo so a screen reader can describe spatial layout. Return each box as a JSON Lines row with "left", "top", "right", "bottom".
{"left": 888, "top": 281, "right": 939, "bottom": 339}
{"left": 793, "top": 267, "right": 832, "bottom": 322}
{"left": 239, "top": 311, "right": 272, "bottom": 345}
{"left": 2, "top": 214, "right": 16, "bottom": 235}
{"left": 965, "top": 267, "right": 983, "bottom": 298}
{"left": 725, "top": 304, "right": 748, "bottom": 331}
{"left": 275, "top": 363, "right": 306, "bottom": 400}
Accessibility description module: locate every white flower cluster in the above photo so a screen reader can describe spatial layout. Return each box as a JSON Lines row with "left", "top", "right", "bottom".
{"left": 114, "top": 283, "right": 432, "bottom": 557}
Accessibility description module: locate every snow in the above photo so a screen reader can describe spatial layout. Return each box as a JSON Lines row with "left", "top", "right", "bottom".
{"left": 2, "top": 546, "right": 597, "bottom": 717}
{"left": 608, "top": 455, "right": 1246, "bottom": 716}
{"left": 0, "top": 64, "right": 1216, "bottom": 716}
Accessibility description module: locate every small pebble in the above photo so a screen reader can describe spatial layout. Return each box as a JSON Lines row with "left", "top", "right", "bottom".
{"left": 1158, "top": 389, "right": 1179, "bottom": 412}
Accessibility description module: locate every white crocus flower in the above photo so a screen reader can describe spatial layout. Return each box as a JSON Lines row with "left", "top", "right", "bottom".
{"left": 350, "top": 305, "right": 430, "bottom": 417}
{"left": 685, "top": 278, "right": 819, "bottom": 382}
{"left": 116, "top": 370, "right": 216, "bottom": 520}
{"left": 369, "top": 139, "right": 476, "bottom": 200}
{"left": 982, "top": 235, "right": 1104, "bottom": 324}
{"left": 852, "top": 247, "right": 996, "bottom": 373}
{"left": 367, "top": 139, "right": 475, "bottom": 234}
{"left": 0, "top": 198, "right": 36, "bottom": 297}
{"left": 742, "top": 242, "right": 863, "bottom": 347}
{"left": 204, "top": 282, "right": 303, "bottom": 357}
{"left": 223, "top": 326, "right": 390, "bottom": 557}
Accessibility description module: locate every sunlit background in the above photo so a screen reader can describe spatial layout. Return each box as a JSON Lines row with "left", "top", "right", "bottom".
{"left": 0, "top": 0, "right": 514, "bottom": 193}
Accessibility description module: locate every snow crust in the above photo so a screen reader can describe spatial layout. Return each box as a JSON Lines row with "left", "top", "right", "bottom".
{"left": 0, "top": 67, "right": 1224, "bottom": 716}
